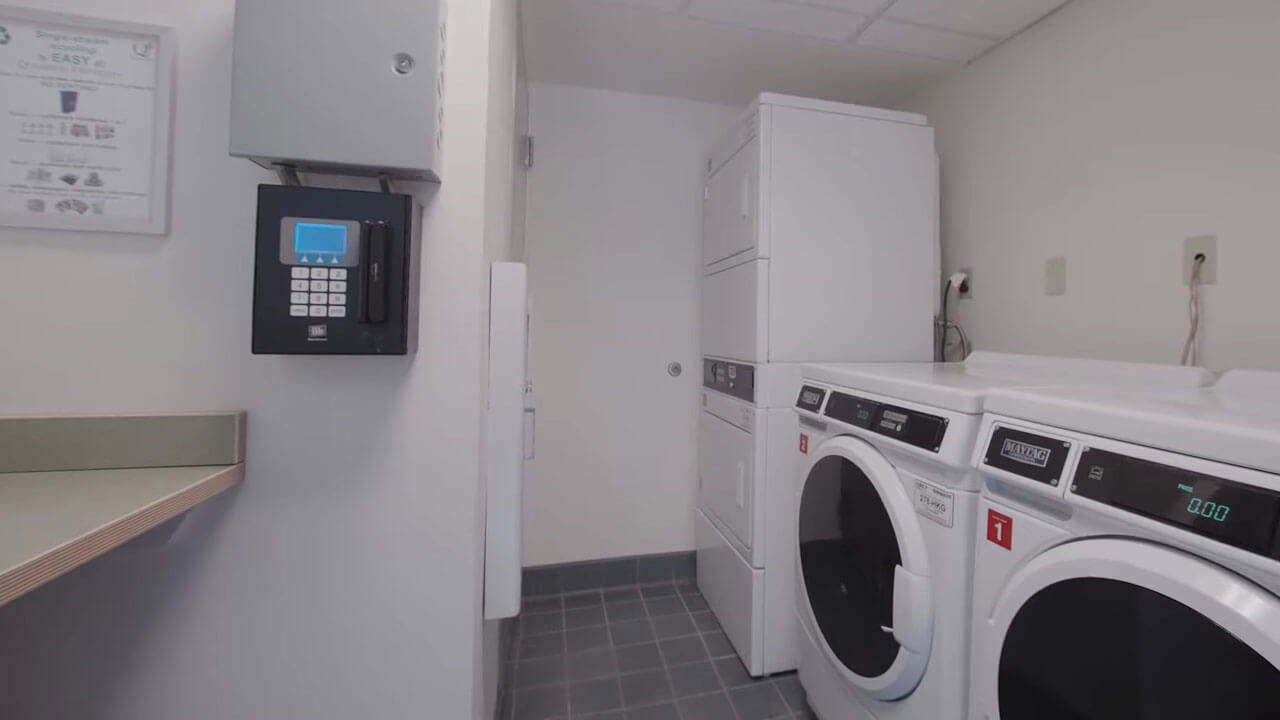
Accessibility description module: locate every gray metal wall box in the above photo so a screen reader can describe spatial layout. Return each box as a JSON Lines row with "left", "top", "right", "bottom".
{"left": 229, "top": 0, "right": 444, "bottom": 181}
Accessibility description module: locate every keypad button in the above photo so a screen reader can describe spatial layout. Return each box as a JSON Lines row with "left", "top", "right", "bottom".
{"left": 309, "top": 280, "right": 328, "bottom": 292}
{"left": 328, "top": 293, "right": 346, "bottom": 305}
{"left": 310, "top": 268, "right": 329, "bottom": 280}
{"left": 290, "top": 292, "right": 309, "bottom": 304}
{"left": 309, "top": 293, "right": 327, "bottom": 305}
{"left": 308, "top": 306, "right": 327, "bottom": 317}
{"left": 291, "top": 267, "right": 310, "bottom": 279}
{"left": 328, "top": 280, "right": 347, "bottom": 293}
{"left": 330, "top": 268, "right": 348, "bottom": 280}
{"left": 289, "top": 305, "right": 308, "bottom": 317}
{"left": 327, "top": 306, "right": 347, "bottom": 318}
{"left": 290, "top": 279, "right": 309, "bottom": 292}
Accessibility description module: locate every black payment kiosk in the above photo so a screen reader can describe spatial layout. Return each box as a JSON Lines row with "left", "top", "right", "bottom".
{"left": 252, "top": 185, "right": 416, "bottom": 355}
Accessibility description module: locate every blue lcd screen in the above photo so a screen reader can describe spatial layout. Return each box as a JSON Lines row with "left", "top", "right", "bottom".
{"left": 294, "top": 223, "right": 348, "bottom": 256}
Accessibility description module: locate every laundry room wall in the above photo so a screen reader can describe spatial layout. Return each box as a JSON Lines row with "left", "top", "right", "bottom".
{"left": 903, "top": 0, "right": 1280, "bottom": 371}
{"left": 0, "top": 0, "right": 509, "bottom": 718}
{"left": 522, "top": 83, "right": 739, "bottom": 566}
{"left": 479, "top": 0, "right": 526, "bottom": 716}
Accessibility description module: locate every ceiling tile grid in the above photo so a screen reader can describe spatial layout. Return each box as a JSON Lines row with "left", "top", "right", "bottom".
{"left": 857, "top": 16, "right": 997, "bottom": 61}
{"left": 882, "top": 0, "right": 1072, "bottom": 39}
{"left": 571, "top": 0, "right": 1069, "bottom": 64}
{"left": 522, "top": 0, "right": 1074, "bottom": 108}
{"left": 687, "top": 0, "right": 869, "bottom": 42}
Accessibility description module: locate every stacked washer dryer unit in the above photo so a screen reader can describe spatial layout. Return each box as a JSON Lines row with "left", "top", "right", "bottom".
{"left": 970, "top": 370, "right": 1280, "bottom": 720}
{"left": 790, "top": 354, "right": 1214, "bottom": 720}
{"left": 697, "top": 94, "right": 938, "bottom": 677}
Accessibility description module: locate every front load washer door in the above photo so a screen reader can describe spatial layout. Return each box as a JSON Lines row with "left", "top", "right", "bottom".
{"left": 796, "top": 435, "right": 933, "bottom": 701}
{"left": 980, "top": 538, "right": 1280, "bottom": 719}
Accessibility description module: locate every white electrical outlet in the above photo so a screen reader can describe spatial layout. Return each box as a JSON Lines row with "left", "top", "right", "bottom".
{"left": 1184, "top": 235, "right": 1218, "bottom": 285}
{"left": 1045, "top": 257, "right": 1067, "bottom": 296}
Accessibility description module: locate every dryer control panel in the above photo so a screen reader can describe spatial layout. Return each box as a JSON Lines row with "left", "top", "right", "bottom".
{"left": 703, "top": 359, "right": 754, "bottom": 402}
{"left": 822, "top": 391, "right": 948, "bottom": 453}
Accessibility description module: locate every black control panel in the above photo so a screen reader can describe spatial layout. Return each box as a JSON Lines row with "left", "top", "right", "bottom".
{"left": 703, "top": 359, "right": 754, "bottom": 403}
{"left": 983, "top": 426, "right": 1072, "bottom": 486}
{"left": 795, "top": 385, "right": 826, "bottom": 413}
{"left": 1073, "top": 448, "right": 1280, "bottom": 560}
{"left": 252, "top": 185, "right": 416, "bottom": 355}
{"left": 823, "top": 391, "right": 948, "bottom": 452}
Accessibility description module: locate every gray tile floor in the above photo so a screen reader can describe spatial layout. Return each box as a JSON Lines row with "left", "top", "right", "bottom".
{"left": 500, "top": 582, "right": 816, "bottom": 720}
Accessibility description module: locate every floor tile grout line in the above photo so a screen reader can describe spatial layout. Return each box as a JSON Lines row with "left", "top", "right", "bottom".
{"left": 657, "top": 633, "right": 687, "bottom": 720}
{"left": 509, "top": 584, "right": 807, "bottom": 720}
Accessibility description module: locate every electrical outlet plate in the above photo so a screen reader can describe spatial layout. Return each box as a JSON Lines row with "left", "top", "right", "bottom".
{"left": 958, "top": 267, "right": 973, "bottom": 299}
{"left": 1184, "top": 235, "right": 1218, "bottom": 285}
{"left": 1045, "top": 256, "right": 1067, "bottom": 296}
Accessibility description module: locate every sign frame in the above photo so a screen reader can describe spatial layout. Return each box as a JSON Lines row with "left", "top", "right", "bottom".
{"left": 0, "top": 5, "right": 174, "bottom": 235}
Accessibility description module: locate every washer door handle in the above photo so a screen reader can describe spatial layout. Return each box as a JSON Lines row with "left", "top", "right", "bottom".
{"left": 890, "top": 565, "right": 934, "bottom": 653}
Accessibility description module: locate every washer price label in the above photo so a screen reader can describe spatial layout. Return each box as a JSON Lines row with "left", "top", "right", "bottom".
{"left": 913, "top": 480, "right": 954, "bottom": 528}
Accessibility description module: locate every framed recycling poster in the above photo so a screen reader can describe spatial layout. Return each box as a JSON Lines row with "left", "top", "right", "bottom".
{"left": 0, "top": 6, "right": 174, "bottom": 234}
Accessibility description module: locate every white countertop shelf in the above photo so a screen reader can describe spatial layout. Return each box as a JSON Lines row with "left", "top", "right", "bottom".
{"left": 0, "top": 463, "right": 244, "bottom": 608}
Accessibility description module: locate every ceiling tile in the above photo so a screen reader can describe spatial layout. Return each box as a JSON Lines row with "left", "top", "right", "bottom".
{"left": 591, "top": 0, "right": 689, "bottom": 12}
{"left": 788, "top": 0, "right": 887, "bottom": 14}
{"left": 686, "top": 0, "right": 867, "bottom": 42}
{"left": 882, "top": 0, "right": 1069, "bottom": 39}
{"left": 856, "top": 17, "right": 995, "bottom": 61}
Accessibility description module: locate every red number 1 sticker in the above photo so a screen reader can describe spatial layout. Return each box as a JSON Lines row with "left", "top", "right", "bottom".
{"left": 987, "top": 509, "right": 1013, "bottom": 550}
{"left": 799, "top": 434, "right": 809, "bottom": 455}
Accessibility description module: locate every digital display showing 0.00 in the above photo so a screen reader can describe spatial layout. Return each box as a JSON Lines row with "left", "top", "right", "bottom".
{"left": 1186, "top": 496, "right": 1230, "bottom": 523}
{"left": 1072, "top": 448, "right": 1280, "bottom": 560}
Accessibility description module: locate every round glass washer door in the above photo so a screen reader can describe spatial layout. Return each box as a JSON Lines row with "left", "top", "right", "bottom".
{"left": 984, "top": 538, "right": 1280, "bottom": 719}
{"left": 797, "top": 434, "right": 933, "bottom": 700}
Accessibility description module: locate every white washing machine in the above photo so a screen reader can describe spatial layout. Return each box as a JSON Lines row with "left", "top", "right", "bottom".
{"left": 791, "top": 353, "right": 1213, "bottom": 720}
{"left": 970, "top": 370, "right": 1280, "bottom": 720}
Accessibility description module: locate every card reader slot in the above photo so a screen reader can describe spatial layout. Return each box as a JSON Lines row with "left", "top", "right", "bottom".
{"left": 358, "top": 221, "right": 390, "bottom": 324}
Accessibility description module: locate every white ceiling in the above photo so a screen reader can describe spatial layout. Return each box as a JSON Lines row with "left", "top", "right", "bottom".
{"left": 521, "top": 0, "right": 1071, "bottom": 107}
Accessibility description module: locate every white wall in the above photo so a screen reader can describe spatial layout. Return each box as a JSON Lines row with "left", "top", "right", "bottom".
{"left": 903, "top": 0, "right": 1280, "bottom": 371}
{"left": 0, "top": 1, "right": 505, "bottom": 718}
{"left": 480, "top": 0, "right": 525, "bottom": 716}
{"left": 523, "top": 83, "right": 739, "bottom": 566}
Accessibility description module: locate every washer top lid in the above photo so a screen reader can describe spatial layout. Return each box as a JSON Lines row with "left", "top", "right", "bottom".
{"left": 801, "top": 352, "right": 1215, "bottom": 415}
{"left": 984, "top": 369, "right": 1280, "bottom": 475}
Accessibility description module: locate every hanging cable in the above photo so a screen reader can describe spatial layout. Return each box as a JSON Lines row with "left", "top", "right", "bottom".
{"left": 1180, "top": 254, "right": 1206, "bottom": 366}
{"left": 936, "top": 279, "right": 952, "bottom": 362}
{"left": 935, "top": 271, "right": 972, "bottom": 362}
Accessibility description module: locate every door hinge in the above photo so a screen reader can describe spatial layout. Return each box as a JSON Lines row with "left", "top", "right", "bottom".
{"left": 522, "top": 135, "right": 534, "bottom": 169}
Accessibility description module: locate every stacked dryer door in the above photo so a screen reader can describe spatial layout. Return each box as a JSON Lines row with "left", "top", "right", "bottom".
{"left": 699, "top": 362, "right": 763, "bottom": 561}
{"left": 697, "top": 359, "right": 800, "bottom": 676}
